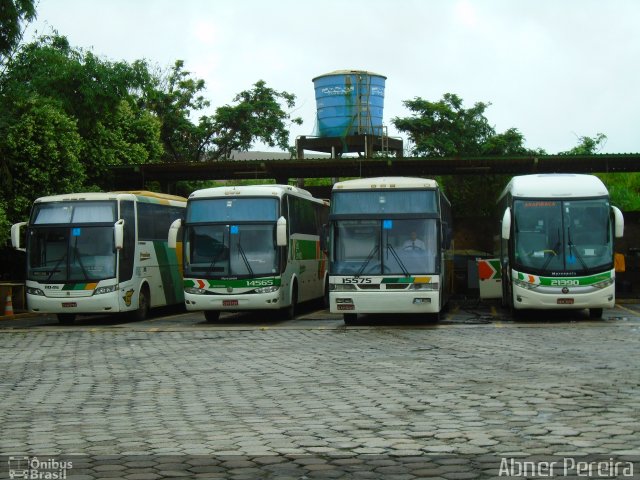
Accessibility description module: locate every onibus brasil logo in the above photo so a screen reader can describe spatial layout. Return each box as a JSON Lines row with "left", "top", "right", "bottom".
{"left": 8, "top": 456, "right": 72, "bottom": 479}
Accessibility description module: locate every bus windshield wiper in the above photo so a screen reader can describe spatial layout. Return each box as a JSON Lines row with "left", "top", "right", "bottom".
{"left": 567, "top": 227, "right": 588, "bottom": 271}
{"left": 237, "top": 239, "right": 254, "bottom": 276}
{"left": 356, "top": 244, "right": 379, "bottom": 277}
{"left": 46, "top": 253, "right": 67, "bottom": 282}
{"left": 205, "top": 248, "right": 225, "bottom": 277}
{"left": 386, "top": 243, "right": 409, "bottom": 277}
{"left": 72, "top": 238, "right": 90, "bottom": 281}
{"left": 542, "top": 227, "right": 561, "bottom": 270}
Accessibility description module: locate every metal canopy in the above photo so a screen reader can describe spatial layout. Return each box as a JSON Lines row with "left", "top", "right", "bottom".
{"left": 109, "top": 154, "right": 640, "bottom": 191}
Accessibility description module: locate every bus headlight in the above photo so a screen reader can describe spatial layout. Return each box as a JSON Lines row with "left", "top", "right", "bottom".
{"left": 255, "top": 285, "right": 279, "bottom": 294}
{"left": 330, "top": 284, "right": 356, "bottom": 291}
{"left": 514, "top": 279, "right": 539, "bottom": 290}
{"left": 185, "top": 287, "right": 207, "bottom": 295}
{"left": 409, "top": 283, "right": 438, "bottom": 291}
{"left": 94, "top": 285, "right": 117, "bottom": 295}
{"left": 27, "top": 287, "right": 45, "bottom": 296}
{"left": 592, "top": 278, "right": 614, "bottom": 289}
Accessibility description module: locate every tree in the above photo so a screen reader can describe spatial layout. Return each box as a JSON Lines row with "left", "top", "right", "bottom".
{"left": 1, "top": 34, "right": 163, "bottom": 188}
{"left": 393, "top": 93, "right": 494, "bottom": 157}
{"left": 146, "top": 62, "right": 303, "bottom": 162}
{"left": 562, "top": 133, "right": 640, "bottom": 211}
{"left": 2, "top": 96, "right": 84, "bottom": 222}
{"left": 559, "top": 132, "right": 607, "bottom": 155}
{"left": 0, "top": 0, "right": 36, "bottom": 61}
{"left": 0, "top": 203, "right": 9, "bottom": 245}
{"left": 208, "top": 80, "right": 302, "bottom": 160}
{"left": 144, "top": 60, "right": 210, "bottom": 162}
{"left": 392, "top": 93, "right": 541, "bottom": 217}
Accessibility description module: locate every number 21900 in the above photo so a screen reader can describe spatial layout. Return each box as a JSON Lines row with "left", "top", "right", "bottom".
{"left": 550, "top": 279, "right": 579, "bottom": 286}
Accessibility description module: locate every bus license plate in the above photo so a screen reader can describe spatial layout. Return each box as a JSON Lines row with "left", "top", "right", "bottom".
{"left": 557, "top": 298, "right": 574, "bottom": 305}
{"left": 62, "top": 302, "right": 77, "bottom": 308}
{"left": 223, "top": 300, "right": 238, "bottom": 306}
{"left": 337, "top": 305, "right": 354, "bottom": 310}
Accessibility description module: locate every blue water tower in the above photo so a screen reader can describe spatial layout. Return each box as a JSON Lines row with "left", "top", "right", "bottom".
{"left": 312, "top": 70, "right": 386, "bottom": 138}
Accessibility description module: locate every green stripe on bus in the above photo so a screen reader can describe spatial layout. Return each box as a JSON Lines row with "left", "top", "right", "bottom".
{"left": 293, "top": 239, "right": 318, "bottom": 261}
{"left": 382, "top": 277, "right": 416, "bottom": 284}
{"left": 517, "top": 270, "right": 613, "bottom": 286}
{"left": 153, "top": 241, "right": 184, "bottom": 303}
{"left": 184, "top": 277, "right": 282, "bottom": 289}
{"left": 538, "top": 271, "right": 612, "bottom": 286}
{"left": 61, "top": 283, "right": 96, "bottom": 291}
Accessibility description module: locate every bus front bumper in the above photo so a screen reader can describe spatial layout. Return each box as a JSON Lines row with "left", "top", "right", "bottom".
{"left": 330, "top": 291, "right": 441, "bottom": 314}
{"left": 27, "top": 292, "right": 120, "bottom": 315}
{"left": 512, "top": 283, "right": 616, "bottom": 310}
{"left": 185, "top": 291, "right": 282, "bottom": 312}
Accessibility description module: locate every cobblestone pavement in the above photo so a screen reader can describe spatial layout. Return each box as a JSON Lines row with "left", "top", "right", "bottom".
{"left": 1, "top": 303, "right": 639, "bottom": 479}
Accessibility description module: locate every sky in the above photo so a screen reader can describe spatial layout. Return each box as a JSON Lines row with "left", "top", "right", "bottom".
{"left": 24, "top": 0, "right": 640, "bottom": 155}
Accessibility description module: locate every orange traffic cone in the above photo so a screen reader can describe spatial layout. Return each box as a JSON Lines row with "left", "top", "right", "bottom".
{"left": 4, "top": 291, "right": 14, "bottom": 316}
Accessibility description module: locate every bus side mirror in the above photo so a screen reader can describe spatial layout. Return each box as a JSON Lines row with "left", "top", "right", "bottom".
{"left": 276, "top": 216, "right": 287, "bottom": 247}
{"left": 11, "top": 222, "right": 26, "bottom": 252}
{"left": 612, "top": 206, "right": 624, "bottom": 238}
{"left": 168, "top": 218, "right": 182, "bottom": 249}
{"left": 114, "top": 219, "right": 124, "bottom": 250}
{"left": 501, "top": 208, "right": 511, "bottom": 240}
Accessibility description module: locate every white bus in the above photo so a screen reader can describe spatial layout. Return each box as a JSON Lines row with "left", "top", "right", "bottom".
{"left": 328, "top": 177, "right": 454, "bottom": 324}
{"left": 168, "top": 184, "right": 329, "bottom": 321}
{"left": 483, "top": 174, "right": 624, "bottom": 318}
{"left": 11, "top": 191, "right": 187, "bottom": 323}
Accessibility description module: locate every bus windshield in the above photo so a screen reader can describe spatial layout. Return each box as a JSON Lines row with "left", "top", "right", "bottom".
{"left": 331, "top": 219, "right": 438, "bottom": 275}
{"left": 185, "top": 224, "right": 278, "bottom": 277}
{"left": 187, "top": 198, "right": 278, "bottom": 223}
{"left": 513, "top": 198, "right": 613, "bottom": 274}
{"left": 331, "top": 190, "right": 437, "bottom": 215}
{"left": 32, "top": 201, "right": 116, "bottom": 224}
{"left": 27, "top": 225, "right": 116, "bottom": 282}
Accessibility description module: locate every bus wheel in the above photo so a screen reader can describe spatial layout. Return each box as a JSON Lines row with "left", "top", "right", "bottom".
{"left": 204, "top": 310, "right": 220, "bottom": 323}
{"left": 133, "top": 286, "right": 149, "bottom": 321}
{"left": 589, "top": 308, "right": 603, "bottom": 319}
{"left": 57, "top": 314, "right": 76, "bottom": 325}
{"left": 283, "top": 283, "right": 297, "bottom": 320}
{"left": 343, "top": 313, "right": 357, "bottom": 325}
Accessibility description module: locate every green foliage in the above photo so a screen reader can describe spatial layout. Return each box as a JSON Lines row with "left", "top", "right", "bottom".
{"left": 0, "top": 0, "right": 36, "bottom": 60}
{"left": 0, "top": 202, "right": 9, "bottom": 245}
{"left": 83, "top": 99, "right": 163, "bottom": 186}
{"left": 393, "top": 93, "right": 541, "bottom": 217}
{"left": 393, "top": 93, "right": 494, "bottom": 157}
{"left": 559, "top": 134, "right": 639, "bottom": 211}
{"left": 599, "top": 173, "right": 640, "bottom": 211}
{"left": 145, "top": 60, "right": 211, "bottom": 162}
{"left": 0, "top": 32, "right": 305, "bottom": 243}
{"left": 559, "top": 133, "right": 607, "bottom": 155}
{"left": 3, "top": 95, "right": 84, "bottom": 221}
{"left": 1, "top": 34, "right": 164, "bottom": 191}
{"left": 209, "top": 80, "right": 303, "bottom": 160}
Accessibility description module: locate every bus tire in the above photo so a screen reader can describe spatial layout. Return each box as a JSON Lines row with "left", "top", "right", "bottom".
{"left": 283, "top": 283, "right": 297, "bottom": 320}
{"left": 132, "top": 285, "right": 150, "bottom": 321}
{"left": 57, "top": 314, "right": 76, "bottom": 325}
{"left": 589, "top": 308, "right": 603, "bottom": 319}
{"left": 343, "top": 313, "right": 357, "bottom": 325}
{"left": 204, "top": 310, "right": 220, "bottom": 322}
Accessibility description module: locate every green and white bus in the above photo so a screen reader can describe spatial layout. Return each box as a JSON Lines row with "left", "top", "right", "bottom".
{"left": 168, "top": 184, "right": 329, "bottom": 321}
{"left": 483, "top": 174, "right": 624, "bottom": 318}
{"left": 328, "top": 177, "right": 454, "bottom": 324}
{"left": 11, "top": 191, "right": 187, "bottom": 323}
